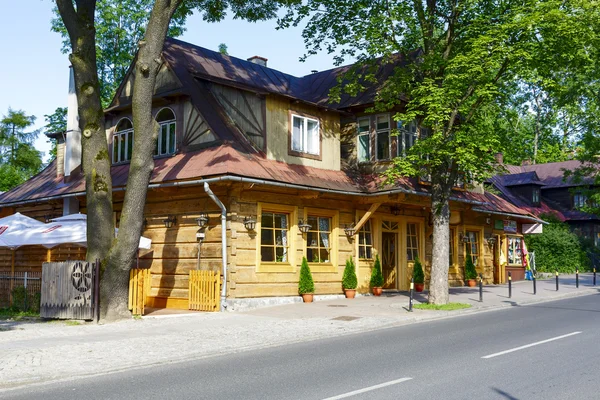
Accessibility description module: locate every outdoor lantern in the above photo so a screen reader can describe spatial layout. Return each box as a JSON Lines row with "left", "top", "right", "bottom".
{"left": 390, "top": 205, "right": 400, "bottom": 216}
{"left": 298, "top": 219, "right": 312, "bottom": 234}
{"left": 243, "top": 216, "right": 257, "bottom": 231}
{"left": 486, "top": 235, "right": 497, "bottom": 247}
{"left": 344, "top": 224, "right": 356, "bottom": 238}
{"left": 163, "top": 215, "right": 177, "bottom": 229}
{"left": 461, "top": 233, "right": 471, "bottom": 244}
{"left": 196, "top": 213, "right": 209, "bottom": 228}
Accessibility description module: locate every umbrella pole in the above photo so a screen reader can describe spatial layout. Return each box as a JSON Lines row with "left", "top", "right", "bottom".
{"left": 9, "top": 250, "right": 15, "bottom": 304}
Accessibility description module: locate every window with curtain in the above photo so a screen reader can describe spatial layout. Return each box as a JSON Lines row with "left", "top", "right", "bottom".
{"left": 358, "top": 220, "right": 373, "bottom": 259}
{"left": 375, "top": 114, "right": 390, "bottom": 160}
{"left": 155, "top": 108, "right": 176, "bottom": 156}
{"left": 406, "top": 223, "right": 419, "bottom": 261}
{"left": 306, "top": 216, "right": 331, "bottom": 263}
{"left": 260, "top": 212, "right": 289, "bottom": 263}
{"left": 357, "top": 117, "right": 370, "bottom": 162}
{"left": 466, "top": 231, "right": 480, "bottom": 266}
{"left": 113, "top": 118, "right": 134, "bottom": 163}
{"left": 397, "top": 120, "right": 418, "bottom": 156}
{"left": 291, "top": 114, "right": 319, "bottom": 155}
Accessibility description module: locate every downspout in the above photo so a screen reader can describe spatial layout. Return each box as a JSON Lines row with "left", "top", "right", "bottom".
{"left": 204, "top": 182, "right": 228, "bottom": 311}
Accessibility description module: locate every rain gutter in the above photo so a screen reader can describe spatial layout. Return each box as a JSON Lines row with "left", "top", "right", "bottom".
{"left": 203, "top": 182, "right": 228, "bottom": 311}
{"left": 471, "top": 207, "right": 548, "bottom": 225}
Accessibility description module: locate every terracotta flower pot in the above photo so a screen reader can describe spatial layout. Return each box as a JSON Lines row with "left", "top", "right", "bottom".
{"left": 466, "top": 279, "right": 477, "bottom": 287}
{"left": 372, "top": 287, "right": 383, "bottom": 296}
{"left": 414, "top": 283, "right": 425, "bottom": 292}
{"left": 301, "top": 293, "right": 314, "bottom": 303}
{"left": 344, "top": 289, "right": 356, "bottom": 299}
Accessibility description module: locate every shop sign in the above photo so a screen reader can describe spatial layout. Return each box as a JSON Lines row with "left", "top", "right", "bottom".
{"left": 503, "top": 220, "right": 517, "bottom": 233}
{"left": 523, "top": 223, "right": 543, "bottom": 234}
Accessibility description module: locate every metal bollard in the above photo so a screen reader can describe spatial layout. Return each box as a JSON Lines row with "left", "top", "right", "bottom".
{"left": 594, "top": 267, "right": 596, "bottom": 286}
{"left": 576, "top": 268, "right": 579, "bottom": 288}
{"left": 479, "top": 273, "right": 483, "bottom": 302}
{"left": 408, "top": 278, "right": 414, "bottom": 312}
{"left": 508, "top": 272, "right": 512, "bottom": 298}
{"left": 533, "top": 272, "right": 536, "bottom": 295}
{"left": 556, "top": 270, "right": 559, "bottom": 291}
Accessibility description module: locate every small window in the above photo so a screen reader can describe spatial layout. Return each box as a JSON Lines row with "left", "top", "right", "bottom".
{"left": 260, "top": 212, "right": 289, "bottom": 263}
{"left": 375, "top": 115, "right": 390, "bottom": 160}
{"left": 466, "top": 231, "right": 480, "bottom": 266}
{"left": 574, "top": 193, "right": 587, "bottom": 209}
{"left": 532, "top": 187, "right": 540, "bottom": 205}
{"left": 357, "top": 118, "right": 370, "bottom": 162}
{"left": 507, "top": 236, "right": 523, "bottom": 265}
{"left": 397, "top": 121, "right": 418, "bottom": 156}
{"left": 291, "top": 114, "right": 319, "bottom": 156}
{"left": 113, "top": 118, "right": 134, "bottom": 163}
{"left": 407, "top": 223, "right": 419, "bottom": 261}
{"left": 155, "top": 108, "right": 176, "bottom": 156}
{"left": 306, "top": 216, "right": 332, "bottom": 263}
{"left": 358, "top": 220, "right": 373, "bottom": 259}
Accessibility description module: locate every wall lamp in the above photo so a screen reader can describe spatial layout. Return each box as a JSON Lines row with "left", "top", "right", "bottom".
{"left": 243, "top": 216, "right": 257, "bottom": 231}
{"left": 163, "top": 215, "right": 177, "bottom": 229}
{"left": 460, "top": 233, "right": 471, "bottom": 244}
{"left": 485, "top": 235, "right": 497, "bottom": 247}
{"left": 344, "top": 224, "right": 356, "bottom": 238}
{"left": 196, "top": 213, "right": 209, "bottom": 228}
{"left": 298, "top": 219, "right": 312, "bottom": 234}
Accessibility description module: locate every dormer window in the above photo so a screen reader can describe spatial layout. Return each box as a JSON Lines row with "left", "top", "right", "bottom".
{"left": 113, "top": 118, "right": 133, "bottom": 164}
{"left": 290, "top": 113, "right": 320, "bottom": 156}
{"left": 155, "top": 108, "right": 176, "bottom": 156}
{"left": 532, "top": 187, "right": 540, "bottom": 205}
{"left": 574, "top": 193, "right": 587, "bottom": 209}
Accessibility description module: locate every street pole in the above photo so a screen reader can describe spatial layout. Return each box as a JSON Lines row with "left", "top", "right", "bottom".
{"left": 479, "top": 273, "right": 483, "bottom": 302}
{"left": 576, "top": 268, "right": 579, "bottom": 288}
{"left": 508, "top": 272, "right": 512, "bottom": 298}
{"left": 409, "top": 278, "right": 414, "bottom": 312}
{"left": 532, "top": 272, "right": 536, "bottom": 295}
{"left": 556, "top": 269, "right": 559, "bottom": 291}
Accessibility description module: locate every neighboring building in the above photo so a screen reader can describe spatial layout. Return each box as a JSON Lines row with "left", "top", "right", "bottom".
{"left": 489, "top": 157, "right": 600, "bottom": 251}
{"left": 0, "top": 38, "right": 542, "bottom": 310}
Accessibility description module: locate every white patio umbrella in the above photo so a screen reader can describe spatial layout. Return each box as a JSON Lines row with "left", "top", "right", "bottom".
{"left": 0, "top": 212, "right": 45, "bottom": 248}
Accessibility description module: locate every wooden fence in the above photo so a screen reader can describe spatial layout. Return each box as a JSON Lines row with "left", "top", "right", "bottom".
{"left": 40, "top": 261, "right": 99, "bottom": 320}
{"left": 129, "top": 268, "right": 151, "bottom": 315}
{"left": 0, "top": 271, "right": 42, "bottom": 309}
{"left": 189, "top": 270, "right": 221, "bottom": 311}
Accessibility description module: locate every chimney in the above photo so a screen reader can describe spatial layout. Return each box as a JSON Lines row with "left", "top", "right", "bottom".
{"left": 494, "top": 152, "right": 503, "bottom": 164}
{"left": 64, "top": 66, "right": 82, "bottom": 177}
{"left": 247, "top": 56, "right": 268, "bottom": 67}
{"left": 521, "top": 159, "right": 531, "bottom": 166}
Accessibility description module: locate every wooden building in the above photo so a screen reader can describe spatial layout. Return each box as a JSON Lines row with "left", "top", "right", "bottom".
{"left": 0, "top": 38, "right": 543, "bottom": 310}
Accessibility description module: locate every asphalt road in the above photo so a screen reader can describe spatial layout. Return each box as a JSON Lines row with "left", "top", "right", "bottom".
{"left": 3, "top": 294, "right": 599, "bottom": 400}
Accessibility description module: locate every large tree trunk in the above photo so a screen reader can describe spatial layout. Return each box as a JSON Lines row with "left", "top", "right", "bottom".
{"left": 428, "top": 172, "right": 451, "bottom": 305}
{"left": 99, "top": 0, "right": 182, "bottom": 322}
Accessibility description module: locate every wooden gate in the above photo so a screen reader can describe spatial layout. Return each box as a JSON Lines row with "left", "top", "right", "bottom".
{"left": 189, "top": 270, "right": 221, "bottom": 311}
{"left": 40, "top": 261, "right": 99, "bottom": 320}
{"left": 129, "top": 268, "right": 151, "bottom": 315}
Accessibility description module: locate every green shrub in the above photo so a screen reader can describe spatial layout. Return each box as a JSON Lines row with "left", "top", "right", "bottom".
{"left": 413, "top": 256, "right": 425, "bottom": 284}
{"left": 11, "top": 286, "right": 28, "bottom": 312}
{"left": 298, "top": 257, "right": 315, "bottom": 294}
{"left": 465, "top": 247, "right": 477, "bottom": 280}
{"left": 342, "top": 257, "right": 358, "bottom": 290}
{"left": 524, "top": 214, "right": 594, "bottom": 273}
{"left": 30, "top": 292, "right": 41, "bottom": 313}
{"left": 370, "top": 255, "right": 384, "bottom": 287}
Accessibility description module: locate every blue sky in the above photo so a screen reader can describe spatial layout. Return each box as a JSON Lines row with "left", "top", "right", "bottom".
{"left": 0, "top": 1, "right": 341, "bottom": 162}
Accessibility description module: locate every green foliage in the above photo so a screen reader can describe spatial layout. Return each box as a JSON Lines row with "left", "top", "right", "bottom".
{"left": 342, "top": 257, "right": 358, "bottom": 289}
{"left": 412, "top": 256, "right": 424, "bottom": 284}
{"left": 9, "top": 287, "right": 40, "bottom": 313}
{"left": 464, "top": 247, "right": 477, "bottom": 280}
{"left": 44, "top": 107, "right": 67, "bottom": 161}
{"left": 298, "top": 257, "right": 315, "bottom": 294}
{"left": 370, "top": 255, "right": 384, "bottom": 287}
{"left": 0, "top": 108, "right": 42, "bottom": 191}
{"left": 524, "top": 216, "right": 594, "bottom": 273}
{"left": 218, "top": 43, "right": 229, "bottom": 55}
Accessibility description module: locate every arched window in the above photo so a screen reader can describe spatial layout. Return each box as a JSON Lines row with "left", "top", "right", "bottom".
{"left": 113, "top": 118, "right": 134, "bottom": 163}
{"left": 155, "top": 108, "right": 176, "bottom": 156}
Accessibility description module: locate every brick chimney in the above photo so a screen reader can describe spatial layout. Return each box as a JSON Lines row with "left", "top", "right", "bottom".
{"left": 522, "top": 159, "right": 531, "bottom": 166}
{"left": 247, "top": 56, "right": 268, "bottom": 67}
{"left": 64, "top": 66, "right": 82, "bottom": 178}
{"left": 494, "top": 152, "right": 503, "bottom": 164}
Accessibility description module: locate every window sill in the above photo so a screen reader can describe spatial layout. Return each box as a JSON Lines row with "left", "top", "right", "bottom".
{"left": 308, "top": 263, "right": 337, "bottom": 273}
{"left": 257, "top": 263, "right": 295, "bottom": 273}
{"left": 288, "top": 149, "right": 321, "bottom": 161}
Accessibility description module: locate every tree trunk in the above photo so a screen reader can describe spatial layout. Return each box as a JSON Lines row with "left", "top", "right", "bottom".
{"left": 99, "top": 0, "right": 182, "bottom": 322}
{"left": 428, "top": 173, "right": 450, "bottom": 305}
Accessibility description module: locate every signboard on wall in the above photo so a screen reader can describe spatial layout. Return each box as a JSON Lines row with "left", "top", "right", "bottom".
{"left": 523, "top": 223, "right": 543, "bottom": 234}
{"left": 494, "top": 220, "right": 504, "bottom": 230}
{"left": 503, "top": 220, "right": 517, "bottom": 233}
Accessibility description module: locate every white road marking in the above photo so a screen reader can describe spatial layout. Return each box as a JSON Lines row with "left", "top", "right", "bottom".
{"left": 321, "top": 377, "right": 413, "bottom": 400}
{"left": 482, "top": 331, "right": 582, "bottom": 359}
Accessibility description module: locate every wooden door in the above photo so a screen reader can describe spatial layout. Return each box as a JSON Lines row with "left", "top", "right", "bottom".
{"left": 381, "top": 232, "right": 397, "bottom": 289}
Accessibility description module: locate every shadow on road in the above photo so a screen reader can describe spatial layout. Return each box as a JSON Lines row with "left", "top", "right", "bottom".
{"left": 491, "top": 387, "right": 520, "bottom": 400}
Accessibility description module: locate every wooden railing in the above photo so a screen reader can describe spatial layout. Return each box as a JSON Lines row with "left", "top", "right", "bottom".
{"left": 129, "top": 268, "right": 151, "bottom": 315}
{"left": 189, "top": 270, "right": 221, "bottom": 312}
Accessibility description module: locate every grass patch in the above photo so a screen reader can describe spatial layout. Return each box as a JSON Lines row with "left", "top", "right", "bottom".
{"left": 64, "top": 320, "right": 82, "bottom": 326}
{"left": 413, "top": 302, "right": 472, "bottom": 311}
{"left": 0, "top": 308, "right": 40, "bottom": 320}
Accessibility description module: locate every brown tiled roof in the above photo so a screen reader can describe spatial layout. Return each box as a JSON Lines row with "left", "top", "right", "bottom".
{"left": 499, "top": 160, "right": 596, "bottom": 188}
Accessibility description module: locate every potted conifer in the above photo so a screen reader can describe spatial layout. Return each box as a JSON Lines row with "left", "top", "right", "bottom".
{"left": 464, "top": 247, "right": 478, "bottom": 287}
{"left": 298, "top": 257, "right": 315, "bottom": 303}
{"left": 370, "top": 255, "right": 384, "bottom": 296}
{"left": 342, "top": 257, "right": 358, "bottom": 298}
{"left": 413, "top": 255, "right": 425, "bottom": 292}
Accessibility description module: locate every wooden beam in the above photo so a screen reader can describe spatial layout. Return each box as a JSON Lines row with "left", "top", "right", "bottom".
{"left": 352, "top": 203, "right": 381, "bottom": 234}
{"left": 47, "top": 249, "right": 52, "bottom": 262}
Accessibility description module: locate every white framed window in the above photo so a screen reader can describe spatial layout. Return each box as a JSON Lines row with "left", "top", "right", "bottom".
{"left": 532, "top": 187, "right": 540, "bottom": 205}
{"left": 260, "top": 211, "right": 289, "bottom": 263}
{"left": 358, "top": 220, "right": 373, "bottom": 259}
{"left": 397, "top": 120, "right": 418, "bottom": 156}
{"left": 291, "top": 114, "right": 319, "bottom": 155}
{"left": 155, "top": 108, "right": 176, "bottom": 156}
{"left": 375, "top": 114, "right": 390, "bottom": 160}
{"left": 113, "top": 118, "right": 134, "bottom": 164}
{"left": 357, "top": 117, "right": 370, "bottom": 162}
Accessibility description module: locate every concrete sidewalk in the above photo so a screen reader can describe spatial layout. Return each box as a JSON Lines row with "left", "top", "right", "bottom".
{"left": 0, "top": 274, "right": 598, "bottom": 392}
